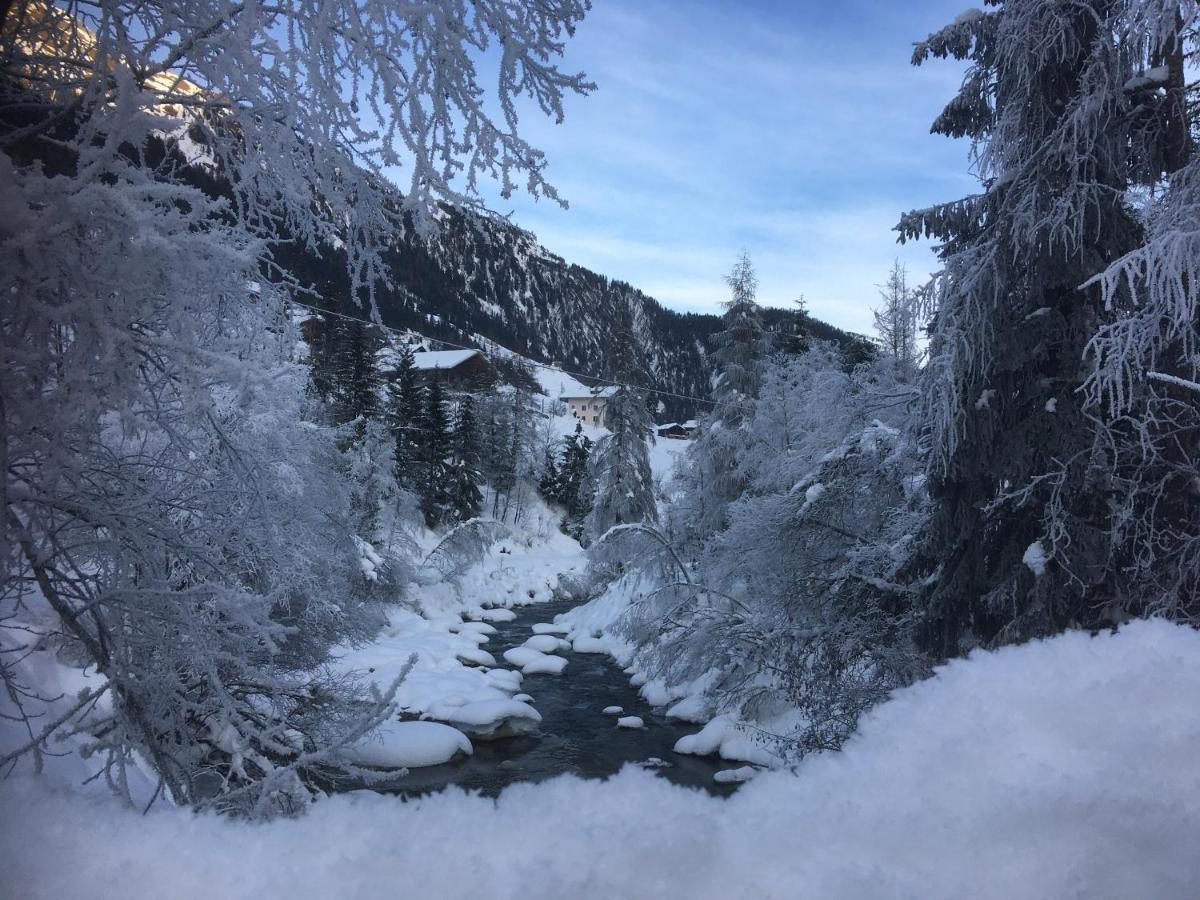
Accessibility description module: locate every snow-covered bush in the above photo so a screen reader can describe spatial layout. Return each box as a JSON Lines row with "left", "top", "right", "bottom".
{"left": 602, "top": 347, "right": 929, "bottom": 756}
{"left": 1, "top": 0, "right": 590, "bottom": 812}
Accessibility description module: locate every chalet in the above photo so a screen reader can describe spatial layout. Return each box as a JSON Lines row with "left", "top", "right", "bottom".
{"left": 656, "top": 419, "right": 698, "bottom": 440}
{"left": 411, "top": 349, "right": 494, "bottom": 388}
{"left": 561, "top": 385, "right": 620, "bottom": 426}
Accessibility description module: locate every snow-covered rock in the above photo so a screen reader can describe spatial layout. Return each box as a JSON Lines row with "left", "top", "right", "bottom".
{"left": 344, "top": 721, "right": 472, "bottom": 769}
{"left": 616, "top": 716, "right": 645, "bottom": 729}
{"left": 522, "top": 634, "right": 568, "bottom": 654}
{"left": 503, "top": 646, "right": 568, "bottom": 675}
{"left": 572, "top": 636, "right": 607, "bottom": 654}
{"left": 713, "top": 766, "right": 760, "bottom": 785}
{"left": 602, "top": 706, "right": 624, "bottom": 715}
{"left": 664, "top": 694, "right": 712, "bottom": 723}
{"left": 531, "top": 622, "right": 570, "bottom": 635}
{"left": 476, "top": 608, "right": 516, "bottom": 623}
{"left": 503, "top": 647, "right": 545, "bottom": 668}
{"left": 455, "top": 647, "right": 497, "bottom": 667}
{"left": 522, "top": 654, "right": 568, "bottom": 676}
{"left": 673, "top": 717, "right": 781, "bottom": 767}
{"left": 432, "top": 699, "right": 542, "bottom": 740}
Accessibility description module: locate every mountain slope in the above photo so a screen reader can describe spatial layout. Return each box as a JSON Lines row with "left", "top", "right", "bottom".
{"left": 280, "top": 206, "right": 872, "bottom": 420}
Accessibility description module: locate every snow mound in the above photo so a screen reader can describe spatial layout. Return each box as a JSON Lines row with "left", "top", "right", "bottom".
{"left": 532, "top": 622, "right": 570, "bottom": 635}
{"left": 522, "top": 654, "right": 568, "bottom": 676}
{"left": 664, "top": 694, "right": 712, "bottom": 723}
{"left": 572, "top": 636, "right": 607, "bottom": 654}
{"left": 455, "top": 647, "right": 497, "bottom": 667}
{"left": 616, "top": 716, "right": 645, "bottom": 729}
{"left": 344, "top": 721, "right": 472, "bottom": 769}
{"left": 454, "top": 621, "right": 497, "bottom": 636}
{"left": 432, "top": 699, "right": 542, "bottom": 740}
{"left": 476, "top": 608, "right": 516, "bottom": 623}
{"left": 713, "top": 766, "right": 759, "bottom": 785}
{"left": 503, "top": 646, "right": 568, "bottom": 675}
{"left": 601, "top": 706, "right": 623, "bottom": 715}
{"left": 673, "top": 717, "right": 781, "bottom": 767}
{"left": 502, "top": 647, "right": 545, "bottom": 668}
{"left": 522, "top": 634, "right": 569, "bottom": 654}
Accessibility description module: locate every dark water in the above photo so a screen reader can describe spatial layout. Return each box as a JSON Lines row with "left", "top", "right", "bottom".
{"left": 368, "top": 598, "right": 736, "bottom": 798}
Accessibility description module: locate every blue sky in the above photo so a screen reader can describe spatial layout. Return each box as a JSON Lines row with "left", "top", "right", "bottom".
{"left": 482, "top": 1, "right": 977, "bottom": 334}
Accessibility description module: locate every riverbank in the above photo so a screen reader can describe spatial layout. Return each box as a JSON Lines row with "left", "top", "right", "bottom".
{"left": 5, "top": 618, "right": 1197, "bottom": 899}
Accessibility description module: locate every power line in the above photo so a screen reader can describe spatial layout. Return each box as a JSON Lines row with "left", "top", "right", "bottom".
{"left": 286, "top": 298, "right": 717, "bottom": 407}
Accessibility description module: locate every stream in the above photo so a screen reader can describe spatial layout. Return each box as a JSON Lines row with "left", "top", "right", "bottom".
{"left": 367, "top": 597, "right": 737, "bottom": 798}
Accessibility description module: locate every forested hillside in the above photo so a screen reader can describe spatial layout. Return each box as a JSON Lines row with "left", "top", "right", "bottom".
{"left": 278, "top": 205, "right": 868, "bottom": 420}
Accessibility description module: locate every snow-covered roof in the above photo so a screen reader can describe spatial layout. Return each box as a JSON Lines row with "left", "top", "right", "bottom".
{"left": 560, "top": 384, "right": 620, "bottom": 400}
{"left": 411, "top": 349, "right": 484, "bottom": 371}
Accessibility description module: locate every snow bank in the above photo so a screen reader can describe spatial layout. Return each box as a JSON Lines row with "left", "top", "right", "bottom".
{"left": 345, "top": 721, "right": 472, "bottom": 769}
{"left": 5, "top": 620, "right": 1200, "bottom": 899}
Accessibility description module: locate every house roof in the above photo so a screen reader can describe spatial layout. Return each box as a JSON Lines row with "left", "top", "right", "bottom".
{"left": 561, "top": 385, "right": 620, "bottom": 401}
{"left": 411, "top": 349, "right": 485, "bottom": 371}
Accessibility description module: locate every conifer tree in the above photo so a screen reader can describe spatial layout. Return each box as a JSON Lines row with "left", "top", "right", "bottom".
{"left": 679, "top": 251, "right": 767, "bottom": 538}
{"left": 448, "top": 395, "right": 484, "bottom": 522}
{"left": 585, "top": 300, "right": 656, "bottom": 541}
{"left": 873, "top": 260, "right": 920, "bottom": 379}
{"left": 386, "top": 344, "right": 426, "bottom": 490}
{"left": 899, "top": 1, "right": 1195, "bottom": 655}
{"left": 418, "top": 378, "right": 453, "bottom": 527}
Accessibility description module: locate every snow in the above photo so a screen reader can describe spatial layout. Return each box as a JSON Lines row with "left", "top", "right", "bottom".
{"left": 503, "top": 646, "right": 569, "bottom": 675}
{"left": 503, "top": 646, "right": 546, "bottom": 668}
{"left": 713, "top": 766, "right": 759, "bottom": 785}
{"left": 1044, "top": 397, "right": 1057, "bottom": 413}
{"left": 532, "top": 622, "right": 570, "bottom": 635}
{"left": 616, "top": 716, "right": 645, "bottom": 729}
{"left": 477, "top": 607, "right": 517, "bottom": 622}
{"left": 673, "top": 716, "right": 782, "bottom": 767}
{"left": 410, "top": 349, "right": 483, "bottom": 371}
{"left": 602, "top": 706, "right": 624, "bottom": 715}
{"left": 5, "top": 620, "right": 1199, "bottom": 899}
{"left": 344, "top": 721, "right": 473, "bottom": 769}
{"left": 433, "top": 699, "right": 541, "bottom": 739}
{"left": 571, "top": 636, "right": 607, "bottom": 654}
{"left": 522, "top": 654, "right": 569, "bottom": 676}
{"left": 522, "top": 634, "right": 570, "bottom": 653}
{"left": 1023, "top": 540, "right": 1049, "bottom": 577}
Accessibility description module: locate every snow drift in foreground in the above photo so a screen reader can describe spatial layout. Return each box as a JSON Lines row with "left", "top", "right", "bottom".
{"left": 4, "top": 620, "right": 1199, "bottom": 899}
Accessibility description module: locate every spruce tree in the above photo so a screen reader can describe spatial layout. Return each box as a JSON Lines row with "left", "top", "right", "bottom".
{"left": 585, "top": 299, "right": 656, "bottom": 541}
{"left": 418, "top": 377, "right": 453, "bottom": 527}
{"left": 681, "top": 251, "right": 767, "bottom": 538}
{"left": 899, "top": 2, "right": 1192, "bottom": 655}
{"left": 448, "top": 394, "right": 484, "bottom": 522}
{"left": 386, "top": 343, "right": 426, "bottom": 490}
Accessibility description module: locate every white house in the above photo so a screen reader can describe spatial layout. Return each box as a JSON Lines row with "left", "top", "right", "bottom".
{"left": 560, "top": 385, "right": 620, "bottom": 426}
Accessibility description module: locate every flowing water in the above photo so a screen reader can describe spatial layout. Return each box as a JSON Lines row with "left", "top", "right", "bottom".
{"left": 367, "top": 597, "right": 737, "bottom": 798}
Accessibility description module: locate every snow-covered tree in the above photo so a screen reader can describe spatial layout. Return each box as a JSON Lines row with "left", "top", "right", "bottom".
{"left": 417, "top": 378, "right": 453, "bottom": 527}
{"left": 448, "top": 395, "right": 483, "bottom": 523}
{"left": 1, "top": 0, "right": 591, "bottom": 812}
{"left": 898, "top": 0, "right": 1197, "bottom": 654}
{"left": 386, "top": 344, "right": 426, "bottom": 491}
{"left": 674, "top": 251, "right": 768, "bottom": 539}
{"left": 872, "top": 260, "right": 920, "bottom": 378}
